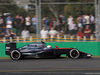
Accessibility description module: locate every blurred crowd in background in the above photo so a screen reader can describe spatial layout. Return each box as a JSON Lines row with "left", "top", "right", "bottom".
{"left": 41, "top": 14, "right": 95, "bottom": 39}
{"left": 0, "top": 13, "right": 95, "bottom": 40}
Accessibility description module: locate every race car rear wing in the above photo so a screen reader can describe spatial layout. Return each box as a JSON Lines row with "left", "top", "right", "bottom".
{"left": 6, "top": 43, "right": 16, "bottom": 55}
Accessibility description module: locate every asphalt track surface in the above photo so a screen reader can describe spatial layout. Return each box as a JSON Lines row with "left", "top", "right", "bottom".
{"left": 0, "top": 57, "right": 100, "bottom": 75}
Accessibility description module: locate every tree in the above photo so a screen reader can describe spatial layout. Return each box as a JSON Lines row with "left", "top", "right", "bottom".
{"left": 28, "top": 0, "right": 95, "bottom": 20}
{"left": 41, "top": 0, "right": 94, "bottom": 19}
{"left": 41, "top": 0, "right": 67, "bottom": 19}
{"left": 64, "top": 4, "right": 95, "bottom": 19}
{"left": 0, "top": 0, "right": 28, "bottom": 18}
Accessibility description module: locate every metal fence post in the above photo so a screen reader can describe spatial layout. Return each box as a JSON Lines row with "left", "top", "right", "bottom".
{"left": 57, "top": 35, "right": 60, "bottom": 42}
{"left": 83, "top": 36, "right": 86, "bottom": 41}
{"left": 17, "top": 37, "right": 19, "bottom": 42}
{"left": 30, "top": 36, "right": 32, "bottom": 42}
{"left": 10, "top": 37, "right": 12, "bottom": 42}
{"left": 70, "top": 36, "right": 73, "bottom": 40}
{"left": 3, "top": 37, "right": 6, "bottom": 43}
{"left": 77, "top": 36, "right": 80, "bottom": 41}
{"left": 35, "top": 0, "right": 41, "bottom": 42}
{"left": 64, "top": 35, "right": 66, "bottom": 39}
{"left": 23, "top": 38, "right": 26, "bottom": 42}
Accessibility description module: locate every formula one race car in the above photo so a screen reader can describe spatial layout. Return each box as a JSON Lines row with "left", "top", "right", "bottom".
{"left": 6, "top": 42, "right": 92, "bottom": 60}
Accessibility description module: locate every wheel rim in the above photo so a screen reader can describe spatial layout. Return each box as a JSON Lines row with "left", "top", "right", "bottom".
{"left": 11, "top": 50, "right": 21, "bottom": 60}
{"left": 70, "top": 49, "right": 80, "bottom": 59}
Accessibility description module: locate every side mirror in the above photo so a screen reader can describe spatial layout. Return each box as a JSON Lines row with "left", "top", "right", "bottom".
{"left": 56, "top": 46, "right": 58, "bottom": 49}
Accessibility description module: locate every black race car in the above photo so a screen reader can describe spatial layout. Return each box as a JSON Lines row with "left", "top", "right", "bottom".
{"left": 6, "top": 42, "right": 92, "bottom": 60}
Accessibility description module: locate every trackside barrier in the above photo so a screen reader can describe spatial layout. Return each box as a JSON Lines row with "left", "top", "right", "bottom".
{"left": 0, "top": 36, "right": 96, "bottom": 43}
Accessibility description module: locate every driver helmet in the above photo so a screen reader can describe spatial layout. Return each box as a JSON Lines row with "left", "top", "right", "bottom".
{"left": 47, "top": 45, "right": 52, "bottom": 48}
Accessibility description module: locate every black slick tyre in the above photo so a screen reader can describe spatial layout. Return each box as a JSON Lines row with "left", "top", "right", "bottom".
{"left": 10, "top": 50, "right": 21, "bottom": 60}
{"left": 69, "top": 49, "right": 80, "bottom": 59}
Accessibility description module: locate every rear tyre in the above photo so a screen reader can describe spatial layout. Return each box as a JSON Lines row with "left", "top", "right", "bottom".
{"left": 10, "top": 50, "right": 21, "bottom": 60}
{"left": 69, "top": 49, "right": 80, "bottom": 59}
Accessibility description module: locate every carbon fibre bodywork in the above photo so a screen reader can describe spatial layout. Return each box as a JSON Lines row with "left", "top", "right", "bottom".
{"left": 5, "top": 42, "right": 92, "bottom": 60}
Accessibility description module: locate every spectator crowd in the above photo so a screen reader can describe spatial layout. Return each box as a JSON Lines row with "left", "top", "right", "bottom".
{"left": 0, "top": 13, "right": 96, "bottom": 41}
{"left": 0, "top": 14, "right": 37, "bottom": 40}
{"left": 41, "top": 14, "right": 95, "bottom": 39}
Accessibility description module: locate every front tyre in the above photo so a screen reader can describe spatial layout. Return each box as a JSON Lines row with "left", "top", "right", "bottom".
{"left": 10, "top": 50, "right": 21, "bottom": 60}
{"left": 69, "top": 49, "right": 80, "bottom": 59}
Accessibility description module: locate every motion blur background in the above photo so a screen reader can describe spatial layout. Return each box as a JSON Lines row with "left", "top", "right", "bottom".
{"left": 0, "top": 0, "right": 100, "bottom": 42}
